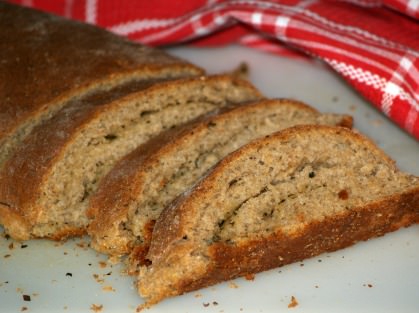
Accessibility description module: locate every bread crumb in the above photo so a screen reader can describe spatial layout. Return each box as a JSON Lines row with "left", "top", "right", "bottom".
{"left": 76, "top": 241, "right": 88, "bottom": 249}
{"left": 108, "top": 255, "right": 121, "bottom": 264}
{"left": 227, "top": 62, "right": 249, "bottom": 80}
{"left": 288, "top": 296, "right": 298, "bottom": 308}
{"left": 194, "top": 293, "right": 203, "bottom": 298}
{"left": 102, "top": 285, "right": 115, "bottom": 292}
{"left": 90, "top": 304, "right": 103, "bottom": 312}
{"left": 228, "top": 282, "right": 239, "bottom": 289}
{"left": 98, "top": 261, "right": 107, "bottom": 268}
{"left": 92, "top": 274, "right": 104, "bottom": 284}
{"left": 21, "top": 307, "right": 28, "bottom": 312}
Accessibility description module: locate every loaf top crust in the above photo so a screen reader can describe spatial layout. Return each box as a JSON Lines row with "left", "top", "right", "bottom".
{"left": 0, "top": 2, "right": 202, "bottom": 141}
{"left": 0, "top": 75, "right": 261, "bottom": 240}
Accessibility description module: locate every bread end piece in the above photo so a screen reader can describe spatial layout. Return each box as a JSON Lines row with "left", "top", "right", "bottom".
{"left": 138, "top": 125, "right": 419, "bottom": 305}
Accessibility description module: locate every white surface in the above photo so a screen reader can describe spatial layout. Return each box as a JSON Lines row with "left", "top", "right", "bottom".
{"left": 1, "top": 46, "right": 418, "bottom": 313}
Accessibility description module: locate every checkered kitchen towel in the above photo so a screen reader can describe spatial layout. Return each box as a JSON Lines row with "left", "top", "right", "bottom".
{"left": 11, "top": 0, "right": 419, "bottom": 140}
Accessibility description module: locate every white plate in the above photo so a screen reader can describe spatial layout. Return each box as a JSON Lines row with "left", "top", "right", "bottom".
{"left": 1, "top": 46, "right": 418, "bottom": 313}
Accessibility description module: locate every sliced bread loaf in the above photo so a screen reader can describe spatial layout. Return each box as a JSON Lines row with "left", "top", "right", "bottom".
{"left": 0, "top": 2, "right": 202, "bottom": 169}
{"left": 0, "top": 75, "right": 261, "bottom": 241}
{"left": 87, "top": 99, "right": 352, "bottom": 261}
{"left": 138, "top": 125, "right": 419, "bottom": 305}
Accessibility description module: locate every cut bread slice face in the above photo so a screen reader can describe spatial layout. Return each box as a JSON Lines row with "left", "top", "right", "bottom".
{"left": 0, "top": 75, "right": 261, "bottom": 241}
{"left": 87, "top": 99, "right": 353, "bottom": 261}
{"left": 0, "top": 2, "right": 202, "bottom": 169}
{"left": 138, "top": 125, "right": 419, "bottom": 305}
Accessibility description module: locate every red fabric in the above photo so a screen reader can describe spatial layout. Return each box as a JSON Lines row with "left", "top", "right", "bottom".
{"left": 10, "top": 0, "right": 419, "bottom": 140}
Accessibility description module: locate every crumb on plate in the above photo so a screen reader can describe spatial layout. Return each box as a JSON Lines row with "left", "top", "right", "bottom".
{"left": 102, "top": 285, "right": 115, "bottom": 292}
{"left": 194, "top": 292, "right": 202, "bottom": 298}
{"left": 23, "top": 294, "right": 31, "bottom": 301}
{"left": 288, "top": 296, "right": 298, "bottom": 308}
{"left": 90, "top": 304, "right": 103, "bottom": 312}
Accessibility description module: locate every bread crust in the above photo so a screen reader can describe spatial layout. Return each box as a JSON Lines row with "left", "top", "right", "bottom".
{"left": 0, "top": 2, "right": 202, "bottom": 166}
{"left": 88, "top": 99, "right": 352, "bottom": 256}
{"left": 0, "top": 75, "right": 260, "bottom": 240}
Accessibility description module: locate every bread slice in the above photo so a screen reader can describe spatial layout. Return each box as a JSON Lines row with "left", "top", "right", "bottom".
{"left": 0, "top": 75, "right": 261, "bottom": 241}
{"left": 87, "top": 99, "right": 352, "bottom": 261}
{"left": 138, "top": 125, "right": 419, "bottom": 305}
{"left": 0, "top": 2, "right": 202, "bottom": 169}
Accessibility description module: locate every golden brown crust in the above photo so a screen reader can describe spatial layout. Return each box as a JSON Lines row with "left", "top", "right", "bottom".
{"left": 0, "top": 75, "right": 260, "bottom": 240}
{"left": 0, "top": 2, "right": 202, "bottom": 159}
{"left": 163, "top": 187, "right": 419, "bottom": 301}
{"left": 88, "top": 99, "right": 352, "bottom": 256}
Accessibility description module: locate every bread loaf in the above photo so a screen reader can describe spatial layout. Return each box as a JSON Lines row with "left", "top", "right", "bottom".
{"left": 138, "top": 125, "right": 419, "bottom": 305}
{"left": 87, "top": 99, "right": 352, "bottom": 261}
{"left": 0, "top": 75, "right": 262, "bottom": 241}
{"left": 0, "top": 2, "right": 202, "bottom": 169}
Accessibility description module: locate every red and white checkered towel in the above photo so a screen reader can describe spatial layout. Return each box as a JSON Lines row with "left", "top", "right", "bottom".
{"left": 11, "top": 0, "right": 419, "bottom": 140}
